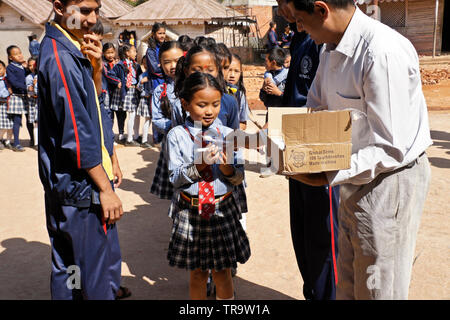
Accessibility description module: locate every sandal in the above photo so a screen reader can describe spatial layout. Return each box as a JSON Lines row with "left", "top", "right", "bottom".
{"left": 115, "top": 286, "right": 132, "bottom": 300}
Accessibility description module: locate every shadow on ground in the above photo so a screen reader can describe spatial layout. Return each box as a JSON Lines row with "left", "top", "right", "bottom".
{"left": 429, "top": 130, "right": 450, "bottom": 169}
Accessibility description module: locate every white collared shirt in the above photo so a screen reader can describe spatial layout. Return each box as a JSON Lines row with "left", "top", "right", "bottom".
{"left": 306, "top": 7, "right": 432, "bottom": 186}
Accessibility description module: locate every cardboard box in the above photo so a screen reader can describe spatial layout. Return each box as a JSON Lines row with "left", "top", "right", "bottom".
{"left": 267, "top": 108, "right": 352, "bottom": 174}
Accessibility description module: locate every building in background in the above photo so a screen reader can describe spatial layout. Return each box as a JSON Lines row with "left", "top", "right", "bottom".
{"left": 356, "top": 0, "right": 448, "bottom": 55}
{"left": 0, "top": 0, "right": 132, "bottom": 62}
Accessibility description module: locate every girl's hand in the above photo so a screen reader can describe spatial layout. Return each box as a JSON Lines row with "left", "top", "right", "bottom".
{"left": 33, "top": 79, "right": 37, "bottom": 85}
{"left": 219, "top": 152, "right": 234, "bottom": 176}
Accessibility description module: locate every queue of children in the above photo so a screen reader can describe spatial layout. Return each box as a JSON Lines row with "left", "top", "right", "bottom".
{"left": 0, "top": 47, "right": 39, "bottom": 152}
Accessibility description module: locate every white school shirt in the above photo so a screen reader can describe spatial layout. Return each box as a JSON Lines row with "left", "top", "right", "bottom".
{"left": 306, "top": 7, "right": 432, "bottom": 186}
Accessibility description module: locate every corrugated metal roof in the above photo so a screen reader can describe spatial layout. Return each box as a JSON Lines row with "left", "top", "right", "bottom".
{"left": 116, "top": 0, "right": 239, "bottom": 25}
{"left": 1, "top": 0, "right": 53, "bottom": 25}
{"left": 0, "top": 0, "right": 132, "bottom": 26}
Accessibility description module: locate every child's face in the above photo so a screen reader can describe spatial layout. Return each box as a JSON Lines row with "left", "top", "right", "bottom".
{"left": 104, "top": 47, "right": 116, "bottom": 62}
{"left": 264, "top": 54, "right": 278, "bottom": 71}
{"left": 161, "top": 48, "right": 184, "bottom": 79}
{"left": 0, "top": 64, "right": 6, "bottom": 77}
{"left": 226, "top": 57, "right": 242, "bottom": 85}
{"left": 221, "top": 58, "right": 231, "bottom": 79}
{"left": 186, "top": 52, "right": 218, "bottom": 78}
{"left": 126, "top": 46, "right": 137, "bottom": 60}
{"left": 183, "top": 87, "right": 221, "bottom": 127}
{"left": 9, "top": 48, "right": 25, "bottom": 64}
{"left": 154, "top": 28, "right": 166, "bottom": 44}
{"left": 28, "top": 60, "right": 36, "bottom": 73}
{"left": 284, "top": 55, "right": 291, "bottom": 69}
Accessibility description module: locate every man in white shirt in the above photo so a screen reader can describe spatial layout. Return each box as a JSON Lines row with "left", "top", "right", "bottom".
{"left": 286, "top": 0, "right": 432, "bottom": 299}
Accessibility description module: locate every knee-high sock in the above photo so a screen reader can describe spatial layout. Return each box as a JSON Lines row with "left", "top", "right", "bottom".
{"left": 142, "top": 117, "right": 151, "bottom": 143}
{"left": 127, "top": 111, "right": 136, "bottom": 142}
{"left": 117, "top": 110, "right": 126, "bottom": 135}
{"left": 33, "top": 126, "right": 38, "bottom": 146}
{"left": 13, "top": 115, "right": 22, "bottom": 146}
{"left": 26, "top": 121, "right": 34, "bottom": 144}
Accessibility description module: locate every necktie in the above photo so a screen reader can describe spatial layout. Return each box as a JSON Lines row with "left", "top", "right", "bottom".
{"left": 198, "top": 132, "right": 216, "bottom": 220}
{"left": 126, "top": 61, "right": 133, "bottom": 88}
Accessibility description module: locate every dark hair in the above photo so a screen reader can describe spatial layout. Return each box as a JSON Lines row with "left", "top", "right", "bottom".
{"left": 269, "top": 22, "right": 276, "bottom": 28}
{"left": 175, "top": 45, "right": 226, "bottom": 98}
{"left": 210, "top": 43, "right": 232, "bottom": 68}
{"left": 179, "top": 72, "right": 223, "bottom": 120}
{"left": 148, "top": 23, "right": 166, "bottom": 50}
{"left": 119, "top": 43, "right": 132, "bottom": 60}
{"left": 102, "top": 42, "right": 115, "bottom": 53}
{"left": 178, "top": 35, "right": 194, "bottom": 52}
{"left": 6, "top": 45, "right": 20, "bottom": 63}
{"left": 90, "top": 19, "right": 104, "bottom": 36}
{"left": 52, "top": 0, "right": 100, "bottom": 6}
{"left": 0, "top": 60, "right": 6, "bottom": 68}
{"left": 158, "top": 41, "right": 183, "bottom": 119}
{"left": 194, "top": 36, "right": 207, "bottom": 47}
{"left": 267, "top": 47, "right": 288, "bottom": 67}
{"left": 28, "top": 56, "right": 37, "bottom": 63}
{"left": 230, "top": 54, "right": 246, "bottom": 97}
{"left": 286, "top": 0, "right": 355, "bottom": 14}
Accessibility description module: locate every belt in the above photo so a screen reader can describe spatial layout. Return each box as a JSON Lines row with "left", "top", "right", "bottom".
{"left": 404, "top": 151, "right": 425, "bottom": 169}
{"left": 180, "top": 191, "right": 232, "bottom": 208}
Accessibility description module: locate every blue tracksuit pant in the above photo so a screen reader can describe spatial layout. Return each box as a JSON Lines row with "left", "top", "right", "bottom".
{"left": 44, "top": 193, "right": 122, "bottom": 300}
{"left": 289, "top": 179, "right": 339, "bottom": 300}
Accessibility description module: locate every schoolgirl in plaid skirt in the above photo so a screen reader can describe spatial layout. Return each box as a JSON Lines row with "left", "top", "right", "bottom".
{"left": 0, "top": 64, "right": 13, "bottom": 134}
{"left": 166, "top": 72, "right": 250, "bottom": 300}
{"left": 135, "top": 65, "right": 152, "bottom": 148}
{"left": 108, "top": 44, "right": 142, "bottom": 144}
{"left": 6, "top": 46, "right": 28, "bottom": 151}
{"left": 150, "top": 41, "right": 185, "bottom": 199}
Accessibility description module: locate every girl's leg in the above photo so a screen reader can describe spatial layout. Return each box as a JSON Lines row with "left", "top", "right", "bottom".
{"left": 33, "top": 123, "right": 38, "bottom": 146}
{"left": 142, "top": 117, "right": 151, "bottom": 144}
{"left": 12, "top": 115, "right": 22, "bottom": 146}
{"left": 0, "top": 129, "right": 5, "bottom": 140}
{"left": 26, "top": 118, "right": 34, "bottom": 146}
{"left": 6, "top": 129, "right": 13, "bottom": 145}
{"left": 212, "top": 269, "right": 234, "bottom": 300}
{"left": 190, "top": 269, "right": 210, "bottom": 300}
{"left": 133, "top": 114, "right": 141, "bottom": 141}
{"left": 126, "top": 111, "right": 136, "bottom": 143}
{"left": 117, "top": 110, "right": 126, "bottom": 140}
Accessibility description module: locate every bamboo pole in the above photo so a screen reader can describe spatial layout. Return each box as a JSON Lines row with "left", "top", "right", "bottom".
{"left": 433, "top": 0, "right": 439, "bottom": 58}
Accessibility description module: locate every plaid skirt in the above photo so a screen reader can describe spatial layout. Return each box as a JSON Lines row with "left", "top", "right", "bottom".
{"left": 0, "top": 102, "right": 13, "bottom": 129}
{"left": 137, "top": 96, "right": 152, "bottom": 118}
{"left": 150, "top": 147, "right": 174, "bottom": 200}
{"left": 7, "top": 94, "right": 28, "bottom": 115}
{"left": 122, "top": 87, "right": 138, "bottom": 112}
{"left": 27, "top": 96, "right": 38, "bottom": 123}
{"left": 167, "top": 193, "right": 251, "bottom": 271}
{"left": 233, "top": 183, "right": 248, "bottom": 214}
{"left": 109, "top": 88, "right": 121, "bottom": 111}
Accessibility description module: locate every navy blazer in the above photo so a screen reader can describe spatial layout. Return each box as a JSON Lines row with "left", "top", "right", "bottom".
{"left": 38, "top": 23, "right": 114, "bottom": 207}
{"left": 6, "top": 63, "right": 27, "bottom": 94}
{"left": 282, "top": 28, "right": 321, "bottom": 107}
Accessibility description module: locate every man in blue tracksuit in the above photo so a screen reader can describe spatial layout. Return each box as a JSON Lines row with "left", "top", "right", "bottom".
{"left": 277, "top": 0, "right": 340, "bottom": 300}
{"left": 38, "top": 0, "right": 124, "bottom": 300}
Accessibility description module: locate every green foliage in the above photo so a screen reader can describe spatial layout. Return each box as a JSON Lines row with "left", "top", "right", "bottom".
{"left": 124, "top": 0, "right": 149, "bottom": 7}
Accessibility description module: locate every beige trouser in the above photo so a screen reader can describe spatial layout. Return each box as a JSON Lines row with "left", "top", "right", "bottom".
{"left": 336, "top": 153, "right": 431, "bottom": 300}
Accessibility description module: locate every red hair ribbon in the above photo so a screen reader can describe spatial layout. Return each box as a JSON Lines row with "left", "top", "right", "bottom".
{"left": 160, "top": 82, "right": 167, "bottom": 100}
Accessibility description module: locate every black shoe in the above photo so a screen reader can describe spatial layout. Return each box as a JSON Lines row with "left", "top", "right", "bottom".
{"left": 135, "top": 136, "right": 142, "bottom": 144}
{"left": 12, "top": 144, "right": 25, "bottom": 152}
{"left": 124, "top": 140, "right": 140, "bottom": 147}
{"left": 0, "top": 141, "right": 4, "bottom": 150}
{"left": 140, "top": 142, "right": 152, "bottom": 149}
{"left": 4, "top": 142, "right": 12, "bottom": 150}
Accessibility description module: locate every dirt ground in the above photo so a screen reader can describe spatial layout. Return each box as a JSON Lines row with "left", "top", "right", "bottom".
{"left": 0, "top": 62, "right": 449, "bottom": 300}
